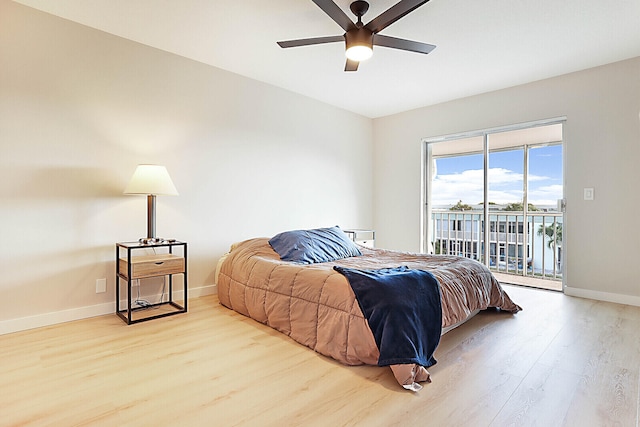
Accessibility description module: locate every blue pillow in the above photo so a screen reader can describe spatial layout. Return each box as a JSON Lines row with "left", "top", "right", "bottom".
{"left": 269, "top": 226, "right": 362, "bottom": 264}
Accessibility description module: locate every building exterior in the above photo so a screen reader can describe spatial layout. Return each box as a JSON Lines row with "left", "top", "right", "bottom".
{"left": 431, "top": 206, "right": 562, "bottom": 281}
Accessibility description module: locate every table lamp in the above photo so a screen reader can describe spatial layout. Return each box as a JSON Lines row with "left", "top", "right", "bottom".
{"left": 124, "top": 164, "right": 178, "bottom": 244}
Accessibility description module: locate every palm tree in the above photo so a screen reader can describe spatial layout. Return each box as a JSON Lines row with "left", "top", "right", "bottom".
{"left": 537, "top": 223, "right": 562, "bottom": 249}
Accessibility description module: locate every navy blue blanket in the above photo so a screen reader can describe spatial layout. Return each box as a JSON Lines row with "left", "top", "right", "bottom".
{"left": 333, "top": 266, "right": 442, "bottom": 367}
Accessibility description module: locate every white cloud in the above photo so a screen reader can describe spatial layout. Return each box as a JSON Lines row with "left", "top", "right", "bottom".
{"left": 432, "top": 169, "right": 484, "bottom": 206}
{"left": 528, "top": 184, "right": 564, "bottom": 206}
{"left": 432, "top": 168, "right": 560, "bottom": 207}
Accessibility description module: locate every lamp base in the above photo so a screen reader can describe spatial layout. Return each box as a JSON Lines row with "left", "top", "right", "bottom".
{"left": 138, "top": 195, "right": 164, "bottom": 244}
{"left": 138, "top": 237, "right": 165, "bottom": 245}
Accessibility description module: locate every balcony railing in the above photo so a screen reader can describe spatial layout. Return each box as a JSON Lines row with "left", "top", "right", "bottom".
{"left": 430, "top": 210, "right": 562, "bottom": 281}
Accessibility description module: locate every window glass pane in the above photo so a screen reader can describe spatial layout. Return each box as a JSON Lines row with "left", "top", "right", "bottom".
{"left": 487, "top": 147, "right": 524, "bottom": 210}
{"left": 528, "top": 144, "right": 563, "bottom": 211}
{"left": 431, "top": 152, "right": 484, "bottom": 209}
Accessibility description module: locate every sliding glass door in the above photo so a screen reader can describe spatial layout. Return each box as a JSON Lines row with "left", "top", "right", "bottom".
{"left": 423, "top": 121, "right": 564, "bottom": 289}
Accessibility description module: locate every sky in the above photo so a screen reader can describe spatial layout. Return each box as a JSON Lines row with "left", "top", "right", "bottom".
{"left": 431, "top": 144, "right": 563, "bottom": 209}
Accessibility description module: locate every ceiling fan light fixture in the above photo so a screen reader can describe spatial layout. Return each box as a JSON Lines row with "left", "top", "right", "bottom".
{"left": 345, "top": 28, "right": 373, "bottom": 62}
{"left": 346, "top": 45, "right": 373, "bottom": 61}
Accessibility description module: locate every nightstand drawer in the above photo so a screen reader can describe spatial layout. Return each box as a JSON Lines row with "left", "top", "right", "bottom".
{"left": 119, "top": 254, "right": 185, "bottom": 279}
{"left": 343, "top": 229, "right": 375, "bottom": 248}
{"left": 356, "top": 240, "right": 374, "bottom": 248}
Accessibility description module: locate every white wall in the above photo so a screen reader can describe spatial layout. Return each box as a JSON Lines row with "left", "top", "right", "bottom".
{"left": 0, "top": 1, "right": 373, "bottom": 331}
{"left": 373, "top": 56, "right": 640, "bottom": 304}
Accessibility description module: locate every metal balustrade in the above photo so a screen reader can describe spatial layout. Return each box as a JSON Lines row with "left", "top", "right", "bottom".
{"left": 430, "top": 210, "right": 562, "bottom": 281}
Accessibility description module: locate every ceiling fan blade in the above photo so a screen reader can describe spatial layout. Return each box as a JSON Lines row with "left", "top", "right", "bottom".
{"left": 365, "top": 0, "right": 430, "bottom": 34}
{"left": 373, "top": 34, "right": 435, "bottom": 54}
{"left": 277, "top": 35, "right": 344, "bottom": 49}
{"left": 345, "top": 58, "right": 359, "bottom": 72}
{"left": 312, "top": 0, "right": 356, "bottom": 32}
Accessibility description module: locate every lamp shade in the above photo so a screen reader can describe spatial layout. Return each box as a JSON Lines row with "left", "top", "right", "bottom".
{"left": 124, "top": 164, "right": 178, "bottom": 196}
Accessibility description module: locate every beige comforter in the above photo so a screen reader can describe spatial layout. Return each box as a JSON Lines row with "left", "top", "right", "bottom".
{"left": 217, "top": 238, "right": 521, "bottom": 389}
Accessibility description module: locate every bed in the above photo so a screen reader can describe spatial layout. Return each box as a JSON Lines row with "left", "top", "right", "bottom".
{"left": 216, "top": 227, "right": 521, "bottom": 391}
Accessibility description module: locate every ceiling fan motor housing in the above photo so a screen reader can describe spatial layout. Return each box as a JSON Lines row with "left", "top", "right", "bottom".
{"left": 346, "top": 27, "right": 373, "bottom": 48}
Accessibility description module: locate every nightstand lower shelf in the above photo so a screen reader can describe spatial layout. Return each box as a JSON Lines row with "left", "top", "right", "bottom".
{"left": 116, "top": 300, "right": 186, "bottom": 324}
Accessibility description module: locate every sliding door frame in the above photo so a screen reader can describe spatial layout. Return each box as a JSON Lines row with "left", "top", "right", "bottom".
{"left": 420, "top": 117, "right": 567, "bottom": 272}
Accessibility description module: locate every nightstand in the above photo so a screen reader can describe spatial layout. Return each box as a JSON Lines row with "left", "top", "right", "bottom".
{"left": 116, "top": 240, "right": 187, "bottom": 324}
{"left": 343, "top": 229, "right": 375, "bottom": 248}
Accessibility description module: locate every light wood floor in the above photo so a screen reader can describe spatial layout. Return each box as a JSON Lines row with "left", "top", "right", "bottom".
{"left": 2, "top": 285, "right": 639, "bottom": 426}
{"left": 493, "top": 272, "right": 563, "bottom": 292}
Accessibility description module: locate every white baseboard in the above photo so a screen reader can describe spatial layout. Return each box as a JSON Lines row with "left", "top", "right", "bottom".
{"left": 6, "top": 284, "right": 635, "bottom": 335}
{"left": 564, "top": 286, "right": 640, "bottom": 307}
{"left": 0, "top": 284, "right": 217, "bottom": 336}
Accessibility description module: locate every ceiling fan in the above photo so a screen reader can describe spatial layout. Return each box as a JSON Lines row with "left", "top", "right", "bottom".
{"left": 277, "top": 0, "right": 436, "bottom": 72}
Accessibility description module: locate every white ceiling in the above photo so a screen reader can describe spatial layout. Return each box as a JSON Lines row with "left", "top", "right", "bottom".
{"left": 13, "top": 0, "right": 640, "bottom": 118}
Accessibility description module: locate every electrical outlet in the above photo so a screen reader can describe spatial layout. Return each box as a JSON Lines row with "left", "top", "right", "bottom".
{"left": 96, "top": 278, "right": 107, "bottom": 293}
